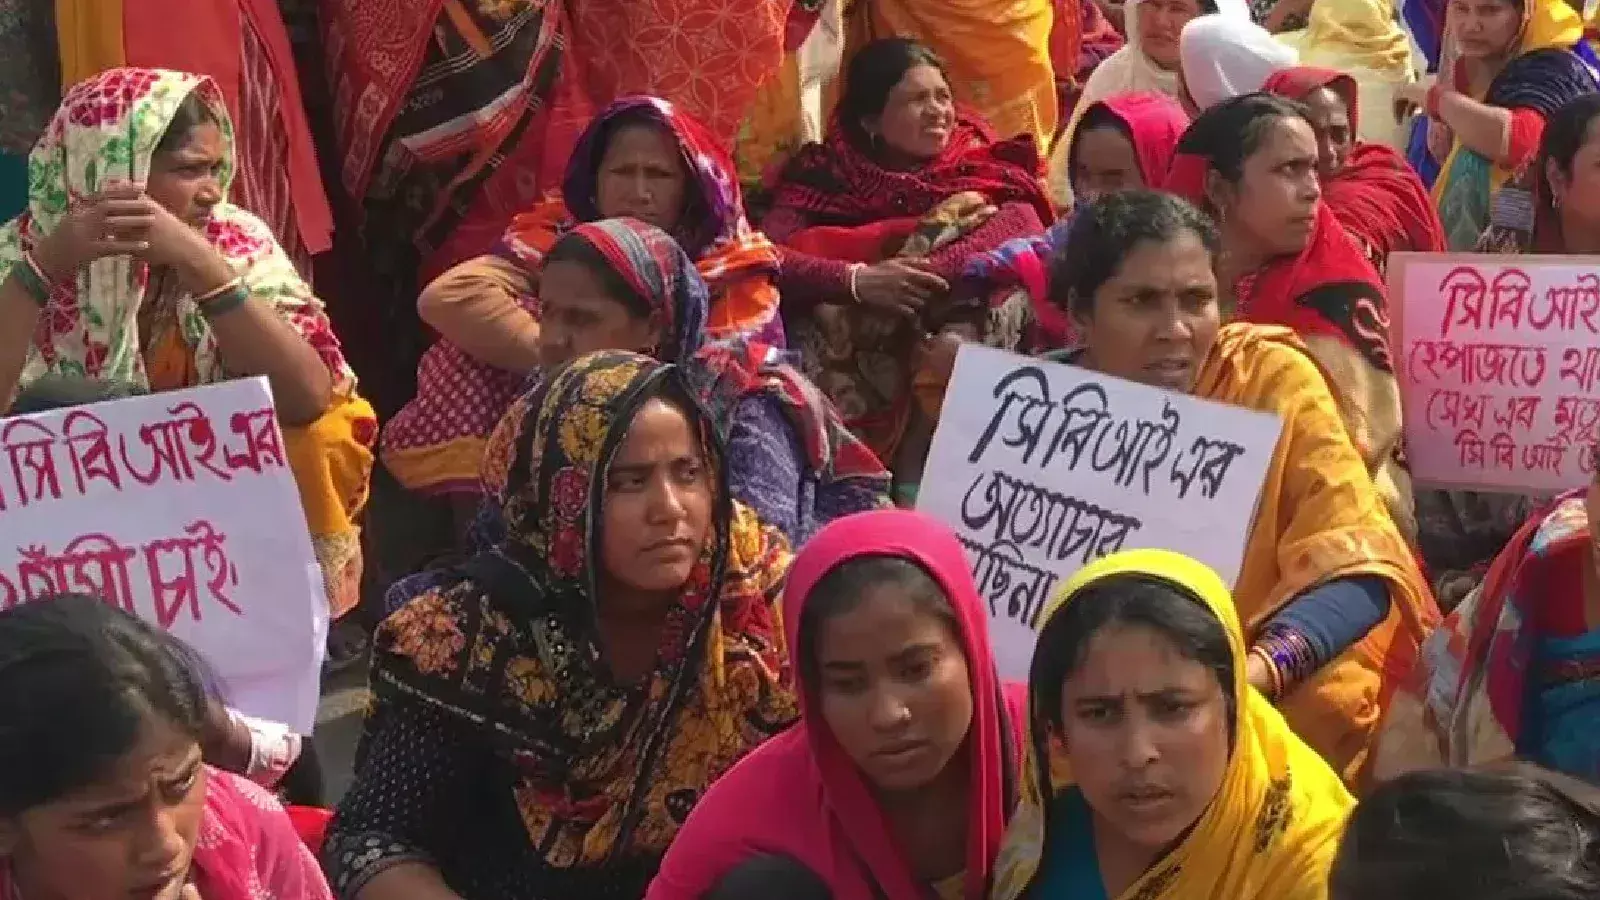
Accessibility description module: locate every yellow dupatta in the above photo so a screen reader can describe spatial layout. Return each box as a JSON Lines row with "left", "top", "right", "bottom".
{"left": 1191, "top": 323, "right": 1438, "bottom": 786}
{"left": 1276, "top": 0, "right": 1414, "bottom": 148}
{"left": 991, "top": 549, "right": 1355, "bottom": 900}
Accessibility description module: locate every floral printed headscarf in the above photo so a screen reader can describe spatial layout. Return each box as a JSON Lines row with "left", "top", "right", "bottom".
{"left": 375, "top": 350, "right": 795, "bottom": 881}
{"left": 0, "top": 67, "right": 354, "bottom": 392}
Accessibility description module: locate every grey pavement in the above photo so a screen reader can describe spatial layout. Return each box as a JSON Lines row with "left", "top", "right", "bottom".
{"left": 311, "top": 655, "right": 371, "bottom": 804}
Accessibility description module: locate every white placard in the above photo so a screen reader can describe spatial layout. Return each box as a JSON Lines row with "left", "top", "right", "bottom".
{"left": 918, "top": 346, "right": 1282, "bottom": 680}
{"left": 0, "top": 378, "right": 326, "bottom": 732}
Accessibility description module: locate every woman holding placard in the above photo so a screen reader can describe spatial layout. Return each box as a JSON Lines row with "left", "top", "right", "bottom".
{"left": 1163, "top": 92, "right": 1415, "bottom": 543}
{"left": 991, "top": 550, "right": 1354, "bottom": 900}
{"left": 1046, "top": 189, "right": 1437, "bottom": 787}
{"left": 0, "top": 68, "right": 376, "bottom": 621}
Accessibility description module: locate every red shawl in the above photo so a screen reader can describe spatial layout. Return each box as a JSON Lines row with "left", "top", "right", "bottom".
{"left": 1262, "top": 67, "right": 1446, "bottom": 263}
{"left": 646, "top": 510, "right": 1025, "bottom": 900}
{"left": 1166, "top": 154, "right": 1396, "bottom": 374}
{"left": 765, "top": 113, "right": 1053, "bottom": 232}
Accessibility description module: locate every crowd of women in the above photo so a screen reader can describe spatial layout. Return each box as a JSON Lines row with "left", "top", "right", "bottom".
{"left": 3, "top": 0, "right": 1600, "bottom": 897}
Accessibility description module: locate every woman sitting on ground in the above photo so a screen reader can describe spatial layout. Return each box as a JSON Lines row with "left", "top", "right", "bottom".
{"left": 1376, "top": 471, "right": 1600, "bottom": 782}
{"left": 1048, "top": 190, "right": 1436, "bottom": 786}
{"left": 992, "top": 550, "right": 1354, "bottom": 900}
{"left": 380, "top": 96, "right": 784, "bottom": 529}
{"left": 1164, "top": 92, "right": 1414, "bottom": 540}
{"left": 0, "top": 68, "right": 376, "bottom": 619}
{"left": 1274, "top": 0, "right": 1416, "bottom": 150}
{"left": 0, "top": 594, "right": 332, "bottom": 900}
{"left": 386, "top": 218, "right": 887, "bottom": 594}
{"left": 648, "top": 509, "right": 1024, "bottom": 899}
{"left": 326, "top": 351, "right": 798, "bottom": 900}
{"left": 1262, "top": 66, "right": 1446, "bottom": 276}
{"left": 761, "top": 37, "right": 1054, "bottom": 495}
{"left": 960, "top": 91, "right": 1191, "bottom": 347}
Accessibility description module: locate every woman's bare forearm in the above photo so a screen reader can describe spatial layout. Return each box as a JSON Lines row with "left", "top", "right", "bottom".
{"left": 0, "top": 276, "right": 43, "bottom": 411}
{"left": 173, "top": 249, "right": 333, "bottom": 425}
{"left": 1438, "top": 91, "right": 1513, "bottom": 162}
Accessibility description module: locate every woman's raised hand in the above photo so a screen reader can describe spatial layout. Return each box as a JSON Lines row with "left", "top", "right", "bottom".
{"left": 32, "top": 182, "right": 156, "bottom": 280}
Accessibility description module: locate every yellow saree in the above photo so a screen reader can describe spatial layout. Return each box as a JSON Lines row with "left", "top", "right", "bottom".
{"left": 1192, "top": 323, "right": 1439, "bottom": 785}
{"left": 992, "top": 549, "right": 1355, "bottom": 900}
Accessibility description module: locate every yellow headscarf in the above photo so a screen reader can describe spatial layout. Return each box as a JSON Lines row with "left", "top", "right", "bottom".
{"left": 1519, "top": 0, "right": 1589, "bottom": 56}
{"left": 991, "top": 550, "right": 1355, "bottom": 900}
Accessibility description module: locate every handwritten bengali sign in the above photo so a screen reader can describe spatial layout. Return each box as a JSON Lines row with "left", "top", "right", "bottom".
{"left": 1391, "top": 252, "right": 1600, "bottom": 492}
{"left": 917, "top": 346, "right": 1282, "bottom": 680}
{"left": 0, "top": 378, "right": 325, "bottom": 731}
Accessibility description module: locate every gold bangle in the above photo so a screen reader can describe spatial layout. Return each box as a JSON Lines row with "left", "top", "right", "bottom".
{"left": 194, "top": 275, "right": 245, "bottom": 305}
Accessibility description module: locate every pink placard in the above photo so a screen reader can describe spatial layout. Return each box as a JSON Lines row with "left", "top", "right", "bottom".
{"left": 1391, "top": 251, "right": 1600, "bottom": 492}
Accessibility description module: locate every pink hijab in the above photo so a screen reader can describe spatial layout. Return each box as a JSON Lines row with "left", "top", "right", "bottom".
{"left": 646, "top": 509, "right": 1024, "bottom": 900}
{"left": 1073, "top": 91, "right": 1192, "bottom": 188}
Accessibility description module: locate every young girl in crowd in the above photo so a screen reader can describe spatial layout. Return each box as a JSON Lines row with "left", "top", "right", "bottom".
{"left": 0, "top": 595, "right": 332, "bottom": 900}
{"left": 993, "top": 550, "right": 1354, "bottom": 899}
{"left": 648, "top": 509, "right": 1024, "bottom": 899}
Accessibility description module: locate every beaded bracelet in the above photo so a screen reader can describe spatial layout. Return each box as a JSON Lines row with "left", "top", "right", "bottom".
{"left": 198, "top": 281, "right": 250, "bottom": 319}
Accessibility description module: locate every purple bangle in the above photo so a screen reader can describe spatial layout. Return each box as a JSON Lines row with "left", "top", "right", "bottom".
{"left": 1254, "top": 626, "right": 1319, "bottom": 698}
